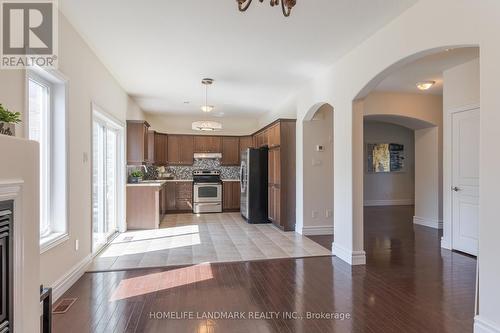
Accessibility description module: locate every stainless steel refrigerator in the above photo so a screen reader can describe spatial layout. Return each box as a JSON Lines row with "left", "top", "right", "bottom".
{"left": 240, "top": 147, "right": 269, "bottom": 224}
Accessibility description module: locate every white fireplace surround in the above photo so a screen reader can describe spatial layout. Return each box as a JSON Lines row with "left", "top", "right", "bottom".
{"left": 0, "top": 179, "right": 25, "bottom": 333}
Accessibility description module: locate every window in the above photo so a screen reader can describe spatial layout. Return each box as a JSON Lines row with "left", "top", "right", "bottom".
{"left": 92, "top": 107, "right": 124, "bottom": 253}
{"left": 28, "top": 78, "right": 51, "bottom": 237}
{"left": 27, "top": 69, "right": 68, "bottom": 251}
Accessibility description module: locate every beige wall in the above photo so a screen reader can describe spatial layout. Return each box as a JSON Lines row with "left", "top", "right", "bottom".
{"left": 301, "top": 105, "right": 333, "bottom": 234}
{"left": 0, "top": 11, "right": 143, "bottom": 299}
{"left": 36, "top": 13, "right": 145, "bottom": 292}
{"left": 364, "top": 121, "right": 415, "bottom": 206}
{"left": 146, "top": 113, "right": 259, "bottom": 136}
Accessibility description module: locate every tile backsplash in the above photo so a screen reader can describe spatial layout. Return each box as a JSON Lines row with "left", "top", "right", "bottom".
{"left": 165, "top": 159, "right": 240, "bottom": 180}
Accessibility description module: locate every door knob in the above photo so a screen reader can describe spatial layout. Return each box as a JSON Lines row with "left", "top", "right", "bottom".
{"left": 452, "top": 186, "right": 460, "bottom": 192}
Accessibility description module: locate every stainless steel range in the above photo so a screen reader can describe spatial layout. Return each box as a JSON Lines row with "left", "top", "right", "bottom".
{"left": 192, "top": 170, "right": 222, "bottom": 213}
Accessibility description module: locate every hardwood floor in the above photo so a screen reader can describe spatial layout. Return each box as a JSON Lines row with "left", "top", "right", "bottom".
{"left": 53, "top": 206, "right": 476, "bottom": 333}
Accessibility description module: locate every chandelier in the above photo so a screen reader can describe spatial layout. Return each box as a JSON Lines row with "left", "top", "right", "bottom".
{"left": 192, "top": 121, "right": 223, "bottom": 132}
{"left": 237, "top": 0, "right": 297, "bottom": 17}
{"left": 201, "top": 78, "right": 214, "bottom": 113}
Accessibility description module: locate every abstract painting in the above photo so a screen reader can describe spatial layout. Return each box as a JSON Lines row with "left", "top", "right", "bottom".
{"left": 367, "top": 143, "right": 405, "bottom": 173}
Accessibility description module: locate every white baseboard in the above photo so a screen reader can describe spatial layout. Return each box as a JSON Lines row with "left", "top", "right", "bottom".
{"left": 301, "top": 225, "right": 334, "bottom": 236}
{"left": 474, "top": 316, "right": 500, "bottom": 333}
{"left": 413, "top": 216, "right": 443, "bottom": 229}
{"left": 51, "top": 254, "right": 93, "bottom": 303}
{"left": 332, "top": 242, "right": 366, "bottom": 265}
{"left": 364, "top": 199, "right": 414, "bottom": 206}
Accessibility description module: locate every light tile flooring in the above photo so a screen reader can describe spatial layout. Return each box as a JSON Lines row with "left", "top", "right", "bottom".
{"left": 88, "top": 212, "right": 332, "bottom": 272}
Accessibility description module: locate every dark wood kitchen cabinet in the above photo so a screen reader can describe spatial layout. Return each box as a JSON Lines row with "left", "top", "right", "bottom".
{"left": 266, "top": 119, "right": 295, "bottom": 231}
{"left": 154, "top": 132, "right": 168, "bottom": 165}
{"left": 165, "top": 181, "right": 193, "bottom": 212}
{"left": 147, "top": 130, "right": 156, "bottom": 163}
{"left": 223, "top": 181, "right": 240, "bottom": 211}
{"left": 167, "top": 135, "right": 194, "bottom": 165}
{"left": 127, "top": 120, "right": 150, "bottom": 164}
{"left": 221, "top": 137, "right": 240, "bottom": 165}
{"left": 194, "top": 136, "right": 222, "bottom": 153}
{"left": 239, "top": 136, "right": 253, "bottom": 152}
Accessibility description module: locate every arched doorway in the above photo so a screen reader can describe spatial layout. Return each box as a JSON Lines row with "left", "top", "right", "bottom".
{"left": 352, "top": 46, "right": 480, "bottom": 261}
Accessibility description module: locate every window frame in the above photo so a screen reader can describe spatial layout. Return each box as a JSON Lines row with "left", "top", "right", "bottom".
{"left": 26, "top": 67, "right": 70, "bottom": 253}
{"left": 91, "top": 104, "right": 126, "bottom": 255}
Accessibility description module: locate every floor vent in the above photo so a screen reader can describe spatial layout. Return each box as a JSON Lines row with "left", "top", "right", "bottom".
{"left": 52, "top": 298, "right": 77, "bottom": 314}
{"left": 123, "top": 236, "right": 134, "bottom": 241}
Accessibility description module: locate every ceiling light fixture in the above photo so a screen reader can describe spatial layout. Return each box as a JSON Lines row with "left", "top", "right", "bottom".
{"left": 237, "top": 0, "right": 296, "bottom": 17}
{"left": 416, "top": 81, "right": 436, "bottom": 91}
{"left": 192, "top": 121, "right": 223, "bottom": 132}
{"left": 201, "top": 78, "right": 214, "bottom": 113}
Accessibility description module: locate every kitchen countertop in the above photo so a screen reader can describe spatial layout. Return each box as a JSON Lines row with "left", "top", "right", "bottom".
{"left": 127, "top": 179, "right": 240, "bottom": 187}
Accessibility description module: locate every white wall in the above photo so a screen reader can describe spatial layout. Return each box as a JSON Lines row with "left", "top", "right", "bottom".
{"left": 301, "top": 104, "right": 333, "bottom": 235}
{"left": 270, "top": 0, "right": 499, "bottom": 329}
{"left": 414, "top": 126, "right": 442, "bottom": 227}
{"left": 286, "top": 0, "right": 478, "bottom": 268}
{"left": 146, "top": 113, "right": 259, "bottom": 135}
{"left": 127, "top": 96, "right": 146, "bottom": 120}
{"left": 478, "top": 1, "right": 500, "bottom": 331}
{"left": 442, "top": 58, "right": 480, "bottom": 248}
{"left": 363, "top": 121, "right": 415, "bottom": 206}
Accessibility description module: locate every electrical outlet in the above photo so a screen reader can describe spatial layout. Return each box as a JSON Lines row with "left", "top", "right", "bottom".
{"left": 326, "top": 209, "right": 333, "bottom": 218}
{"left": 312, "top": 211, "right": 318, "bottom": 219}
{"left": 75, "top": 239, "right": 79, "bottom": 251}
{"left": 312, "top": 159, "right": 322, "bottom": 166}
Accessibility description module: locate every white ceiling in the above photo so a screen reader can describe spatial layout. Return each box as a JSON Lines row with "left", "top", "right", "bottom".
{"left": 60, "top": 0, "right": 417, "bottom": 117}
{"left": 375, "top": 47, "right": 479, "bottom": 95}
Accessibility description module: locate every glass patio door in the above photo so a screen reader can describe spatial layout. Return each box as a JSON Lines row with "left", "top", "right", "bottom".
{"left": 92, "top": 116, "right": 121, "bottom": 253}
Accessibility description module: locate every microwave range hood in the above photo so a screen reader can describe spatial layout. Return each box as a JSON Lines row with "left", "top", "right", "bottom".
{"left": 194, "top": 153, "right": 222, "bottom": 160}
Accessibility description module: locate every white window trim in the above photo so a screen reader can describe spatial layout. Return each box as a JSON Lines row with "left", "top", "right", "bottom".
{"left": 26, "top": 67, "right": 70, "bottom": 253}
{"left": 91, "top": 103, "right": 126, "bottom": 254}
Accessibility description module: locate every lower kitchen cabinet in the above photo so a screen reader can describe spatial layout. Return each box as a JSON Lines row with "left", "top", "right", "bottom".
{"left": 127, "top": 184, "right": 167, "bottom": 230}
{"left": 166, "top": 181, "right": 193, "bottom": 213}
{"left": 223, "top": 181, "right": 240, "bottom": 211}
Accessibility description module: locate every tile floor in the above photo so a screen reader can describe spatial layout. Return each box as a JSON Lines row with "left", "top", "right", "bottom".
{"left": 89, "top": 212, "right": 332, "bottom": 272}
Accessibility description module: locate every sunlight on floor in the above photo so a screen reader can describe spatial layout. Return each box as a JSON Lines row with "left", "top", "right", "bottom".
{"left": 109, "top": 263, "right": 214, "bottom": 301}
{"left": 99, "top": 225, "right": 201, "bottom": 258}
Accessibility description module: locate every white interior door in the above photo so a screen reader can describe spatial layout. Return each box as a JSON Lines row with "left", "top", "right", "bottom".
{"left": 452, "top": 108, "right": 480, "bottom": 256}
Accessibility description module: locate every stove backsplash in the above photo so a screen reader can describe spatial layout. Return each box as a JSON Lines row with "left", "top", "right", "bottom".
{"left": 164, "top": 159, "right": 240, "bottom": 180}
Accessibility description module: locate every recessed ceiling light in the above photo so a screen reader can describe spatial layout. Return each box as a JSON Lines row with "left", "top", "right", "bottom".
{"left": 416, "top": 81, "right": 436, "bottom": 91}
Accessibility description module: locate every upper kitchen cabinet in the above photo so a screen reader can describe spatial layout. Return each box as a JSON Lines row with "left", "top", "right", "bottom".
{"left": 239, "top": 136, "right": 253, "bottom": 152}
{"left": 193, "top": 136, "right": 222, "bottom": 153}
{"left": 267, "top": 123, "right": 281, "bottom": 148}
{"left": 221, "top": 137, "right": 240, "bottom": 165}
{"left": 154, "top": 132, "right": 168, "bottom": 165}
{"left": 127, "top": 120, "right": 150, "bottom": 164}
{"left": 253, "top": 130, "right": 268, "bottom": 148}
{"left": 147, "top": 130, "right": 156, "bottom": 163}
{"left": 167, "top": 135, "right": 194, "bottom": 165}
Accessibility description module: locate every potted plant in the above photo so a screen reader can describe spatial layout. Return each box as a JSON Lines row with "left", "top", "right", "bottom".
{"left": 0, "top": 104, "right": 21, "bottom": 136}
{"left": 129, "top": 170, "right": 144, "bottom": 183}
